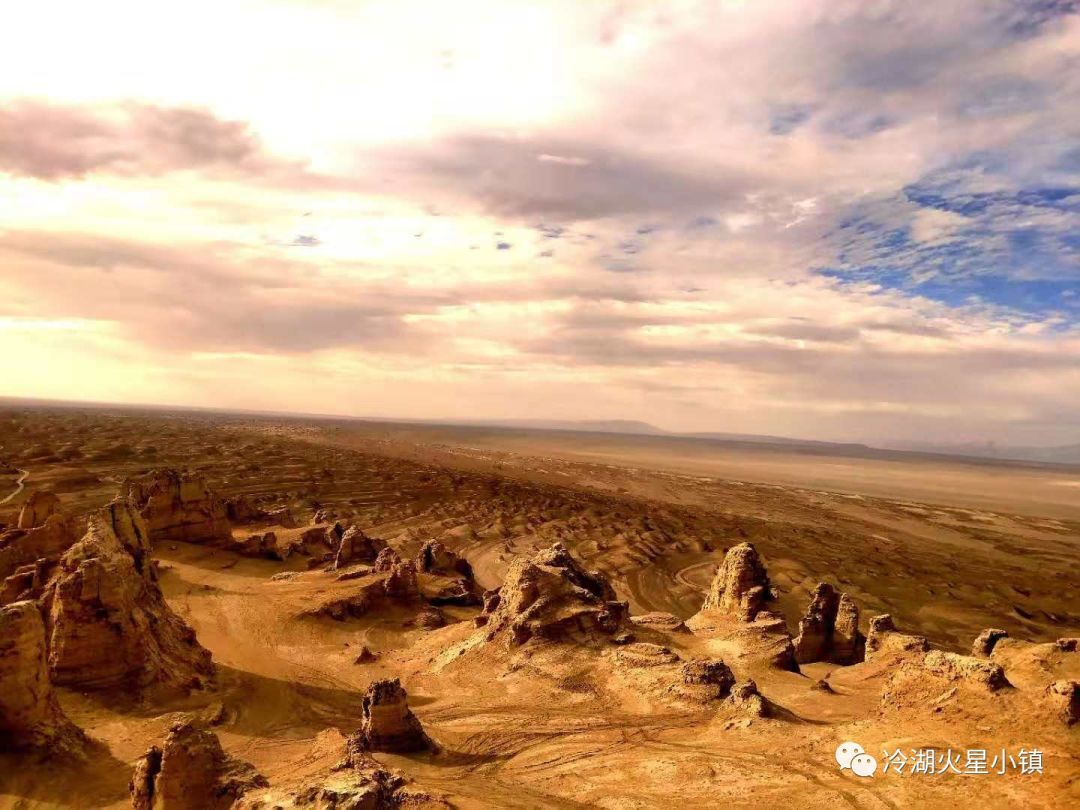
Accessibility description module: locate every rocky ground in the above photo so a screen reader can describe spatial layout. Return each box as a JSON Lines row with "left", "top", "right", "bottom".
{"left": 0, "top": 404, "right": 1077, "bottom": 808}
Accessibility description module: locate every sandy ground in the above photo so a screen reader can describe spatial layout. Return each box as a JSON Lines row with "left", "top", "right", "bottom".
{"left": 0, "top": 406, "right": 1077, "bottom": 808}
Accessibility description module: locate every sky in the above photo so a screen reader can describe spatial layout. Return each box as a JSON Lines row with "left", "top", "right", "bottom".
{"left": 1, "top": 0, "right": 1078, "bottom": 445}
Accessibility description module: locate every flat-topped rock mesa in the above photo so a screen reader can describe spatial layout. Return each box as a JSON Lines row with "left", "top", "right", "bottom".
{"left": 414, "top": 539, "right": 481, "bottom": 606}
{"left": 352, "top": 678, "right": 435, "bottom": 753}
{"left": 681, "top": 658, "right": 737, "bottom": 701}
{"left": 123, "top": 469, "right": 232, "bottom": 544}
{"left": 234, "top": 524, "right": 339, "bottom": 562}
{"left": 687, "top": 543, "right": 798, "bottom": 671}
{"left": 473, "top": 543, "right": 629, "bottom": 647}
{"left": 43, "top": 499, "right": 215, "bottom": 692}
{"left": 1, "top": 492, "right": 77, "bottom": 591}
{"left": 0, "top": 600, "right": 85, "bottom": 754}
{"left": 881, "top": 649, "right": 1013, "bottom": 714}
{"left": 793, "top": 583, "right": 865, "bottom": 665}
{"left": 130, "top": 721, "right": 266, "bottom": 810}
{"left": 984, "top": 635, "right": 1080, "bottom": 726}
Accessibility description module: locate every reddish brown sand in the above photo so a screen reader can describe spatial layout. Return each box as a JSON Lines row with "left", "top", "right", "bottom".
{"left": 0, "top": 405, "right": 1077, "bottom": 808}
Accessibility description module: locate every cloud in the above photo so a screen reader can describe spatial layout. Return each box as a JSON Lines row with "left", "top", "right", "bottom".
{"left": 373, "top": 134, "right": 755, "bottom": 219}
{"left": 0, "top": 230, "right": 441, "bottom": 354}
{"left": 0, "top": 100, "right": 280, "bottom": 180}
{"left": 1, "top": 0, "right": 1078, "bottom": 442}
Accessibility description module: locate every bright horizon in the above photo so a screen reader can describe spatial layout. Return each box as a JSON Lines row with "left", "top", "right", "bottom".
{"left": 1, "top": 1, "right": 1078, "bottom": 446}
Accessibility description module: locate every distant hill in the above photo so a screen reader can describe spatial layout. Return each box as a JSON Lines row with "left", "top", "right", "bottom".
{"left": 477, "top": 419, "right": 669, "bottom": 435}
{"left": 884, "top": 440, "right": 1080, "bottom": 465}
{"left": 450, "top": 419, "right": 876, "bottom": 453}
{"left": 685, "top": 431, "right": 871, "bottom": 451}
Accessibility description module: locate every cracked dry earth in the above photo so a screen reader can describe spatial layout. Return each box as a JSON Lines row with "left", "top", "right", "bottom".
{"left": 0, "top": 404, "right": 1078, "bottom": 809}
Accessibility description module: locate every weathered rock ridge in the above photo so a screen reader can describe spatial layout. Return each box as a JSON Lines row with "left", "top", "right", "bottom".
{"left": 793, "top": 583, "right": 865, "bottom": 664}
{"left": 475, "top": 543, "right": 628, "bottom": 646}
{"left": 123, "top": 469, "right": 232, "bottom": 544}
{"left": 0, "top": 600, "right": 84, "bottom": 753}
{"left": 414, "top": 539, "right": 481, "bottom": 606}
{"left": 43, "top": 499, "right": 214, "bottom": 691}
{"left": 130, "top": 721, "right": 266, "bottom": 810}
{"left": 353, "top": 678, "right": 434, "bottom": 753}
{"left": 699, "top": 542, "right": 773, "bottom": 622}
{"left": 17, "top": 491, "right": 61, "bottom": 530}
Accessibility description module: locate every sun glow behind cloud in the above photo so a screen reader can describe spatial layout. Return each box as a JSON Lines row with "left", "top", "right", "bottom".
{"left": 0, "top": 0, "right": 1077, "bottom": 443}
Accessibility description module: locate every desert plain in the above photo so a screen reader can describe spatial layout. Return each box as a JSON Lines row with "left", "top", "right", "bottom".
{"left": 0, "top": 401, "right": 1077, "bottom": 808}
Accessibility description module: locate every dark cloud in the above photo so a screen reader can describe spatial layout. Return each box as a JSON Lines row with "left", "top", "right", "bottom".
{"left": 0, "top": 100, "right": 278, "bottom": 180}
{"left": 0, "top": 230, "right": 442, "bottom": 354}
{"left": 377, "top": 134, "right": 753, "bottom": 220}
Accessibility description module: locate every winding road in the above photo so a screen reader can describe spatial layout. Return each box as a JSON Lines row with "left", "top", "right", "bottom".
{"left": 0, "top": 468, "right": 29, "bottom": 505}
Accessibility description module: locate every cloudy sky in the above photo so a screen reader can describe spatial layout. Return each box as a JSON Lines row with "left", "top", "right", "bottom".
{"left": 1, "top": 0, "right": 1078, "bottom": 444}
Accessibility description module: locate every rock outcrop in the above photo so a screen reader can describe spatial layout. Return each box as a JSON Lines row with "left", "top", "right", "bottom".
{"left": 1045, "top": 680, "right": 1079, "bottom": 726}
{"left": 688, "top": 543, "right": 798, "bottom": 671}
{"left": 414, "top": 539, "right": 481, "bottom": 606}
{"left": 223, "top": 495, "right": 266, "bottom": 525}
{"left": 353, "top": 679, "right": 434, "bottom": 753}
{"left": 728, "top": 680, "right": 768, "bottom": 717}
{"left": 0, "top": 514, "right": 76, "bottom": 584}
{"left": 882, "top": 650, "right": 1011, "bottom": 714}
{"left": 832, "top": 593, "right": 864, "bottom": 664}
{"left": 414, "top": 606, "right": 446, "bottom": 630}
{"left": 416, "top": 539, "right": 473, "bottom": 579}
{"left": 231, "top": 531, "right": 279, "bottom": 560}
{"left": 265, "top": 506, "right": 296, "bottom": 528}
{"left": 43, "top": 500, "right": 214, "bottom": 691}
{"left": 1, "top": 558, "right": 50, "bottom": 605}
{"left": 123, "top": 470, "right": 232, "bottom": 544}
{"left": 302, "top": 550, "right": 422, "bottom": 621}
{"left": 972, "top": 628, "right": 1009, "bottom": 658}
{"left": 333, "top": 525, "right": 387, "bottom": 570}
{"left": 864, "top": 614, "right": 929, "bottom": 663}
{"left": 920, "top": 650, "right": 1011, "bottom": 692}
{"left": 17, "top": 491, "right": 61, "bottom": 530}
{"left": 379, "top": 550, "right": 420, "bottom": 600}
{"left": 353, "top": 646, "right": 379, "bottom": 665}
{"left": 232, "top": 730, "right": 447, "bottom": 810}
{"left": 631, "top": 612, "right": 689, "bottom": 633}
{"left": 130, "top": 722, "right": 266, "bottom": 810}
{"left": 700, "top": 542, "right": 773, "bottom": 622}
{"left": 0, "top": 600, "right": 84, "bottom": 753}
{"left": 682, "top": 658, "right": 736, "bottom": 700}
{"left": 793, "top": 584, "right": 865, "bottom": 664}
{"left": 475, "top": 543, "right": 628, "bottom": 646}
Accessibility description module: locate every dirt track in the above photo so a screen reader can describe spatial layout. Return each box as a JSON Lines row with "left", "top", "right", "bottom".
{"left": 0, "top": 406, "right": 1077, "bottom": 809}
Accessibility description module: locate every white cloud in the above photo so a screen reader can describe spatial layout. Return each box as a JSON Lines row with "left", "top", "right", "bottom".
{"left": 0, "top": 0, "right": 1077, "bottom": 443}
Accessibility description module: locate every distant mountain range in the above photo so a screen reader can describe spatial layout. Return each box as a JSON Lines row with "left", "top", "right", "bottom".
{"left": 468, "top": 419, "right": 1080, "bottom": 465}
{"left": 3, "top": 397, "right": 1077, "bottom": 467}
{"left": 881, "top": 440, "right": 1080, "bottom": 465}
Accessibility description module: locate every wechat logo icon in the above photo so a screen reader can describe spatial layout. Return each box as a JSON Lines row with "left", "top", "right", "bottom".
{"left": 836, "top": 741, "right": 878, "bottom": 778}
